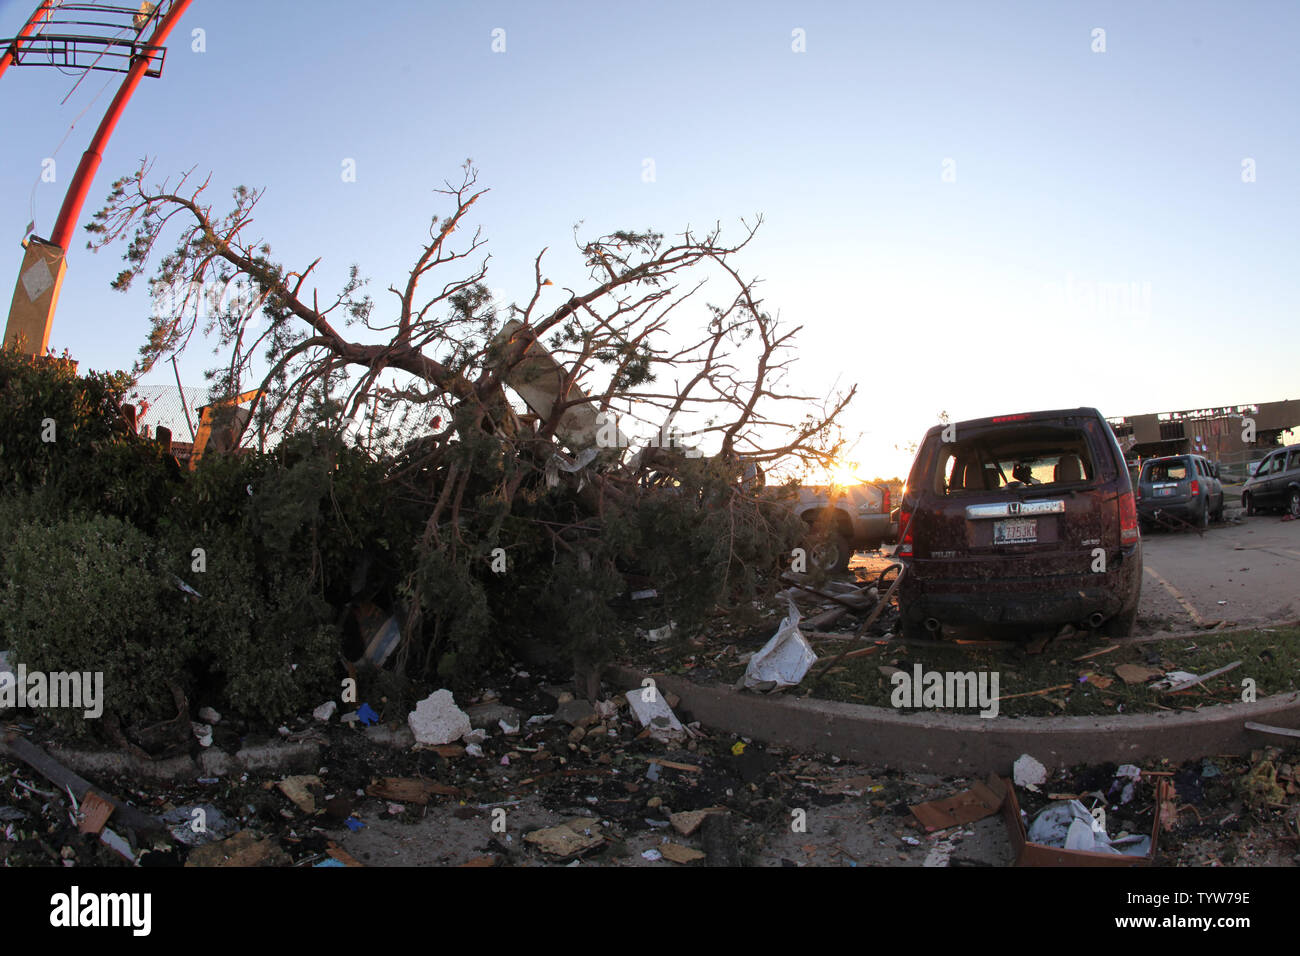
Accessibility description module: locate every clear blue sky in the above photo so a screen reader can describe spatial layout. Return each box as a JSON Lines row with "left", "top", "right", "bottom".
{"left": 2, "top": 0, "right": 1296, "bottom": 477}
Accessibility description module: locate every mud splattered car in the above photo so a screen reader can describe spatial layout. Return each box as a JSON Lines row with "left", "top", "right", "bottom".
{"left": 896, "top": 407, "right": 1142, "bottom": 640}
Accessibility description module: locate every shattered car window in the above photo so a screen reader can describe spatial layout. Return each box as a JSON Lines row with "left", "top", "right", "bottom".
{"left": 934, "top": 426, "right": 1095, "bottom": 495}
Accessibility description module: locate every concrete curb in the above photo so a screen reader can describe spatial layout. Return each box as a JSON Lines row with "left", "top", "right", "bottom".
{"left": 43, "top": 739, "right": 325, "bottom": 784}
{"left": 607, "top": 664, "right": 1300, "bottom": 774}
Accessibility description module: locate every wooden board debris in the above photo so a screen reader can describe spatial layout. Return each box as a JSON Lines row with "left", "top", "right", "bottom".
{"left": 1115, "top": 663, "right": 1164, "bottom": 685}
{"left": 660, "top": 842, "right": 706, "bottom": 864}
{"left": 276, "top": 775, "right": 321, "bottom": 814}
{"left": 669, "top": 807, "right": 725, "bottom": 836}
{"left": 524, "top": 821, "right": 604, "bottom": 857}
{"left": 77, "top": 790, "right": 115, "bottom": 835}
{"left": 651, "top": 759, "right": 701, "bottom": 773}
{"left": 365, "top": 777, "right": 460, "bottom": 805}
{"left": 325, "top": 840, "right": 365, "bottom": 867}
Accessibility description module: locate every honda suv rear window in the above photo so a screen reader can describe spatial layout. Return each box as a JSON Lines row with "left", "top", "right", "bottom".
{"left": 930, "top": 424, "right": 1097, "bottom": 496}
{"left": 1142, "top": 459, "right": 1190, "bottom": 482}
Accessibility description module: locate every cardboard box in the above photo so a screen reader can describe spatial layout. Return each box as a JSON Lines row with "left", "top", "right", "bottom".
{"left": 993, "top": 775, "right": 1163, "bottom": 867}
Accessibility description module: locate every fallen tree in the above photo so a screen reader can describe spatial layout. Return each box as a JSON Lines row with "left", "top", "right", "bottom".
{"left": 78, "top": 159, "right": 856, "bottom": 699}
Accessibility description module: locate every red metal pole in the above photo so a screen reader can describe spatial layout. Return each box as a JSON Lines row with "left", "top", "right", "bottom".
{"left": 49, "top": 0, "right": 192, "bottom": 251}
{"left": 0, "top": 0, "right": 55, "bottom": 81}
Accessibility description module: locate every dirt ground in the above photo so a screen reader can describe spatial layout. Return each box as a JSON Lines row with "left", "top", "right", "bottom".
{"left": 4, "top": 662, "right": 1299, "bottom": 868}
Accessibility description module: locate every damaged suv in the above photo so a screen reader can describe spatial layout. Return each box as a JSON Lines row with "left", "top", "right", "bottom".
{"left": 1135, "top": 454, "right": 1224, "bottom": 529}
{"left": 896, "top": 407, "right": 1142, "bottom": 640}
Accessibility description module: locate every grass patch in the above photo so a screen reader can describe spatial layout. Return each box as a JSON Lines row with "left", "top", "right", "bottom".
{"left": 783, "top": 625, "right": 1300, "bottom": 716}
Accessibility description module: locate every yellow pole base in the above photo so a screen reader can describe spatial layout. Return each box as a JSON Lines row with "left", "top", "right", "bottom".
{"left": 5, "top": 238, "right": 67, "bottom": 355}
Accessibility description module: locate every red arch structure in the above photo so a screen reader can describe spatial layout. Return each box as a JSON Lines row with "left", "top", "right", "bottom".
{"left": 2, "top": 1, "right": 193, "bottom": 354}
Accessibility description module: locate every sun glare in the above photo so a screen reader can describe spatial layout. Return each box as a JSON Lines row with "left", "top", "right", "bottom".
{"left": 828, "top": 460, "right": 862, "bottom": 487}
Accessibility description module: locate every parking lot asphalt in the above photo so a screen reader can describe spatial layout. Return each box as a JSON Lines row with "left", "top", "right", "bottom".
{"left": 1139, "top": 510, "right": 1300, "bottom": 630}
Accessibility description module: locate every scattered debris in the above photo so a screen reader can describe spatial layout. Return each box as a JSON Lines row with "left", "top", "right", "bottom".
{"left": 644, "top": 623, "right": 676, "bottom": 643}
{"left": 313, "top": 701, "right": 338, "bottom": 722}
{"left": 161, "top": 804, "right": 229, "bottom": 846}
{"left": 184, "top": 829, "right": 291, "bottom": 867}
{"left": 652, "top": 758, "right": 701, "bottom": 773}
{"left": 910, "top": 777, "right": 1003, "bottom": 832}
{"left": 197, "top": 706, "right": 222, "bottom": 724}
{"left": 1112, "top": 764, "right": 1142, "bottom": 805}
{"left": 362, "top": 614, "right": 403, "bottom": 668}
{"left": 1241, "top": 758, "right": 1286, "bottom": 808}
{"left": 0, "top": 734, "right": 163, "bottom": 837}
{"left": 660, "top": 842, "right": 705, "bottom": 864}
{"left": 1012, "top": 754, "right": 1048, "bottom": 792}
{"left": 1154, "top": 660, "right": 1242, "bottom": 693}
{"left": 77, "top": 791, "right": 114, "bottom": 835}
{"left": 408, "top": 689, "right": 473, "bottom": 746}
{"left": 1115, "top": 663, "right": 1164, "bottom": 685}
{"left": 524, "top": 819, "right": 605, "bottom": 858}
{"left": 1027, "top": 800, "right": 1151, "bottom": 856}
{"left": 276, "top": 775, "right": 322, "bottom": 814}
{"left": 998, "top": 777, "right": 1162, "bottom": 866}
{"left": 98, "top": 827, "right": 136, "bottom": 864}
{"left": 465, "top": 701, "right": 523, "bottom": 730}
{"left": 739, "top": 597, "right": 818, "bottom": 692}
{"left": 669, "top": 808, "right": 724, "bottom": 836}
{"left": 624, "top": 688, "right": 685, "bottom": 744}
{"left": 365, "top": 777, "right": 460, "bottom": 805}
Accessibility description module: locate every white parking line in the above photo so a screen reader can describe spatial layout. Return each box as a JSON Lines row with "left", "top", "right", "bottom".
{"left": 1143, "top": 565, "right": 1205, "bottom": 626}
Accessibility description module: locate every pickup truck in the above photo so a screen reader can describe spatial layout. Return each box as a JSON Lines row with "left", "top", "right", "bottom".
{"left": 792, "top": 482, "right": 894, "bottom": 572}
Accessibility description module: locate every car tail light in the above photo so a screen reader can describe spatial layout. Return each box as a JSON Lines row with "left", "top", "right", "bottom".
{"left": 1119, "top": 491, "right": 1139, "bottom": 545}
{"left": 898, "top": 508, "right": 913, "bottom": 556}
{"left": 1190, "top": 480, "right": 1199, "bottom": 496}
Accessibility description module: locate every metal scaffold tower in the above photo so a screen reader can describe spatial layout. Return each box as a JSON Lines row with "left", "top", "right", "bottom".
{"left": 1, "top": 1, "right": 192, "bottom": 355}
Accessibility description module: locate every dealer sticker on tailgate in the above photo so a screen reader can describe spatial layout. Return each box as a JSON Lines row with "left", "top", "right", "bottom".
{"left": 994, "top": 517, "right": 1037, "bottom": 544}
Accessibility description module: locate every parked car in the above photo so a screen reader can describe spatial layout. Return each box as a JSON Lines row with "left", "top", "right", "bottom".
{"left": 896, "top": 407, "right": 1142, "bottom": 639}
{"left": 1135, "top": 454, "right": 1224, "bottom": 529}
{"left": 1241, "top": 444, "right": 1300, "bottom": 517}
{"left": 792, "top": 482, "right": 892, "bottom": 572}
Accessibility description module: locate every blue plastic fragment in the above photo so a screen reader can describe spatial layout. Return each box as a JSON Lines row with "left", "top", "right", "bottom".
{"left": 357, "top": 703, "right": 380, "bottom": 726}
{"left": 345, "top": 816, "right": 366, "bottom": 832}
{"left": 314, "top": 858, "right": 346, "bottom": 867}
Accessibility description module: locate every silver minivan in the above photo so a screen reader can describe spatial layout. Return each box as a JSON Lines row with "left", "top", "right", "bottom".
{"left": 1242, "top": 445, "right": 1300, "bottom": 517}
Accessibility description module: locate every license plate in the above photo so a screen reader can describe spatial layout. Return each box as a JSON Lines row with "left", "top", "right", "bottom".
{"left": 1156, "top": 487, "right": 1174, "bottom": 497}
{"left": 994, "top": 517, "right": 1037, "bottom": 544}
